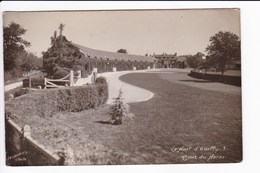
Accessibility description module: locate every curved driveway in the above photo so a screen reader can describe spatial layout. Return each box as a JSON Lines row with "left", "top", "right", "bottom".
{"left": 97, "top": 70, "right": 155, "bottom": 104}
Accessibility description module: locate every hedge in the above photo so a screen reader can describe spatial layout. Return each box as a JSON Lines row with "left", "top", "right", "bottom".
{"left": 6, "top": 77, "right": 108, "bottom": 118}
{"left": 189, "top": 70, "right": 241, "bottom": 86}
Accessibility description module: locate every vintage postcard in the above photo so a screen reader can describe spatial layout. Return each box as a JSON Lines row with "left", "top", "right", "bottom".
{"left": 3, "top": 9, "right": 242, "bottom": 166}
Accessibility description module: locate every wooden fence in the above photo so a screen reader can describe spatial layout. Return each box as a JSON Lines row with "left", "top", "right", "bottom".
{"left": 44, "top": 70, "right": 74, "bottom": 89}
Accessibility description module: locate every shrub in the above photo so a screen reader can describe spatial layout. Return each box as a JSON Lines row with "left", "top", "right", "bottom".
{"left": 4, "top": 86, "right": 23, "bottom": 101}
{"left": 53, "top": 68, "right": 70, "bottom": 79}
{"left": 14, "top": 88, "right": 30, "bottom": 98}
{"left": 95, "top": 77, "right": 107, "bottom": 85}
{"left": 5, "top": 80, "right": 109, "bottom": 119}
{"left": 109, "top": 89, "right": 134, "bottom": 125}
{"left": 95, "top": 77, "right": 109, "bottom": 105}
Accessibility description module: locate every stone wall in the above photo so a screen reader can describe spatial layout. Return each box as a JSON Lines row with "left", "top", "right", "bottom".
{"left": 5, "top": 118, "right": 62, "bottom": 166}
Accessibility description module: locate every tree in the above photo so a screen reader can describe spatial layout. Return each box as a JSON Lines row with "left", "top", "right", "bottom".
{"left": 117, "top": 49, "right": 127, "bottom": 54}
{"left": 205, "top": 31, "right": 240, "bottom": 75}
{"left": 186, "top": 52, "right": 205, "bottom": 69}
{"left": 42, "top": 24, "right": 83, "bottom": 76}
{"left": 4, "top": 22, "right": 31, "bottom": 71}
{"left": 20, "top": 52, "right": 42, "bottom": 73}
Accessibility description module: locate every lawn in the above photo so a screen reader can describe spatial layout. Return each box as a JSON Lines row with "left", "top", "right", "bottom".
{"left": 119, "top": 72, "right": 242, "bottom": 164}
{"left": 11, "top": 70, "right": 242, "bottom": 165}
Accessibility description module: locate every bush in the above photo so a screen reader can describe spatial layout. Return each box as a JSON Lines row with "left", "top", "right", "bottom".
{"left": 14, "top": 88, "right": 30, "bottom": 98}
{"left": 4, "top": 86, "right": 24, "bottom": 101}
{"left": 95, "top": 77, "right": 109, "bottom": 105}
{"left": 95, "top": 77, "right": 107, "bottom": 85}
{"left": 5, "top": 79, "right": 109, "bottom": 119}
{"left": 109, "top": 89, "right": 134, "bottom": 125}
{"left": 53, "top": 68, "right": 70, "bottom": 79}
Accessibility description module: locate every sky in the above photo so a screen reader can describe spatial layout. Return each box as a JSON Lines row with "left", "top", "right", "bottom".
{"left": 3, "top": 9, "right": 240, "bottom": 57}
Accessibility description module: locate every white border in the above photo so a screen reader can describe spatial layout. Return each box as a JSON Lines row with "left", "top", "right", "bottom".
{"left": 1, "top": 1, "right": 260, "bottom": 173}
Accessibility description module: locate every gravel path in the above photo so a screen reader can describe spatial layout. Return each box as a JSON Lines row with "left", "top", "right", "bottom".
{"left": 4, "top": 81, "right": 23, "bottom": 92}
{"left": 98, "top": 71, "right": 155, "bottom": 104}
{"left": 75, "top": 70, "right": 155, "bottom": 104}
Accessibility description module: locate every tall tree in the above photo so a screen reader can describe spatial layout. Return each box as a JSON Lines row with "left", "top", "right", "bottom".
{"left": 4, "top": 22, "right": 31, "bottom": 71}
{"left": 43, "top": 24, "right": 83, "bottom": 77}
{"left": 205, "top": 31, "right": 240, "bottom": 75}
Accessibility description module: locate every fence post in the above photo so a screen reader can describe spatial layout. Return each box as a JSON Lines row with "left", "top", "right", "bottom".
{"left": 153, "top": 62, "right": 156, "bottom": 69}
{"left": 70, "top": 70, "right": 74, "bottom": 86}
{"left": 23, "top": 124, "right": 31, "bottom": 137}
{"left": 29, "top": 76, "right": 31, "bottom": 91}
{"left": 44, "top": 77, "right": 47, "bottom": 89}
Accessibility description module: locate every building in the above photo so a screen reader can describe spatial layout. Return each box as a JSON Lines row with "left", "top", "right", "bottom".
{"left": 154, "top": 53, "right": 187, "bottom": 68}
{"left": 43, "top": 35, "right": 159, "bottom": 78}
{"left": 75, "top": 44, "right": 157, "bottom": 77}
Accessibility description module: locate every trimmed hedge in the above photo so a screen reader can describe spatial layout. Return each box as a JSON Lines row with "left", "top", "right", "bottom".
{"left": 189, "top": 70, "right": 241, "bottom": 86}
{"left": 6, "top": 78, "right": 108, "bottom": 118}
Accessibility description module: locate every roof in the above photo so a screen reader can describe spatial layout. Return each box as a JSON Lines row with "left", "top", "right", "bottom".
{"left": 154, "top": 54, "right": 176, "bottom": 61}
{"left": 74, "top": 43, "right": 156, "bottom": 63}
{"left": 175, "top": 56, "right": 187, "bottom": 62}
{"left": 154, "top": 54, "right": 187, "bottom": 62}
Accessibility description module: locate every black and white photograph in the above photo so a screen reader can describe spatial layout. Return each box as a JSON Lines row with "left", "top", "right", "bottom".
{"left": 3, "top": 8, "right": 242, "bottom": 166}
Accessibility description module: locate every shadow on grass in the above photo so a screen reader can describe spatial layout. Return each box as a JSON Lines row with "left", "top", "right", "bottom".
{"left": 179, "top": 79, "right": 216, "bottom": 83}
{"left": 94, "top": 120, "right": 111, "bottom": 125}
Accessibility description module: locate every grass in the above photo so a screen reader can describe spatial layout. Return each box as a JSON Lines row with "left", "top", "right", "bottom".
{"left": 9, "top": 70, "right": 242, "bottom": 165}
{"left": 119, "top": 72, "right": 242, "bottom": 164}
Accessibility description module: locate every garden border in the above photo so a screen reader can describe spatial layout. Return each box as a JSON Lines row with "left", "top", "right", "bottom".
{"left": 189, "top": 70, "right": 241, "bottom": 87}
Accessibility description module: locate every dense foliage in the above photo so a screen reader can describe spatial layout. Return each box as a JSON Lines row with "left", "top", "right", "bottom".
{"left": 186, "top": 52, "right": 205, "bottom": 69}
{"left": 117, "top": 49, "right": 127, "bottom": 54}
{"left": 205, "top": 31, "right": 240, "bottom": 75}
{"left": 20, "top": 52, "right": 43, "bottom": 72}
{"left": 4, "top": 22, "right": 30, "bottom": 71}
{"left": 42, "top": 27, "right": 84, "bottom": 77}
{"left": 53, "top": 67, "right": 70, "bottom": 79}
{"left": 4, "top": 22, "right": 42, "bottom": 81}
